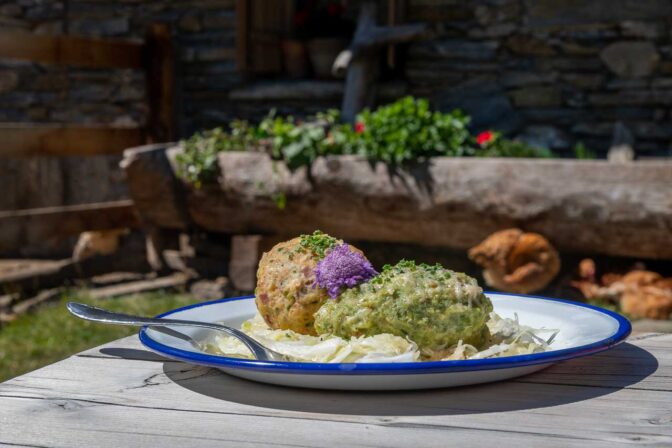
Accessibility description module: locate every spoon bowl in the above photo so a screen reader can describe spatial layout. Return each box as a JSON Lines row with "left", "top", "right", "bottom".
{"left": 66, "top": 302, "right": 288, "bottom": 362}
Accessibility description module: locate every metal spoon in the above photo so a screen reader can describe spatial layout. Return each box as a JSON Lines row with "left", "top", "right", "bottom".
{"left": 67, "top": 302, "right": 288, "bottom": 362}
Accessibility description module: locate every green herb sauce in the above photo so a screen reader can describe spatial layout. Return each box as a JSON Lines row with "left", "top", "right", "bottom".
{"left": 314, "top": 260, "right": 493, "bottom": 350}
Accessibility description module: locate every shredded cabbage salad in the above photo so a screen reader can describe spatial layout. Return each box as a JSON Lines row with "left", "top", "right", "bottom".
{"left": 442, "top": 313, "right": 558, "bottom": 361}
{"left": 202, "top": 312, "right": 558, "bottom": 363}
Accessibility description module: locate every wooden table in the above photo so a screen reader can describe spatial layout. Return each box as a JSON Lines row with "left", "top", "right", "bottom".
{"left": 1, "top": 333, "right": 670, "bottom": 447}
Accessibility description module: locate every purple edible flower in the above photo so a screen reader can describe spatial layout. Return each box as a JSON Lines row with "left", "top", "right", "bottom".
{"left": 314, "top": 244, "right": 378, "bottom": 298}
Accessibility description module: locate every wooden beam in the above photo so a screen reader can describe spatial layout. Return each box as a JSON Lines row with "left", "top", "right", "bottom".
{"left": 0, "top": 248, "right": 153, "bottom": 297}
{"left": 387, "top": 0, "right": 397, "bottom": 68}
{"left": 236, "top": 0, "right": 250, "bottom": 73}
{"left": 0, "top": 200, "right": 140, "bottom": 256}
{"left": 144, "top": 24, "right": 176, "bottom": 143}
{"left": 0, "top": 31, "right": 143, "bottom": 68}
{"left": 336, "top": 2, "right": 426, "bottom": 122}
{"left": 0, "top": 200, "right": 139, "bottom": 231}
{"left": 0, "top": 123, "right": 144, "bottom": 157}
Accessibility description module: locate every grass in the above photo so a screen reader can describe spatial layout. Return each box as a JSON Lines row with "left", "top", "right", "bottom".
{"left": 0, "top": 291, "right": 201, "bottom": 382}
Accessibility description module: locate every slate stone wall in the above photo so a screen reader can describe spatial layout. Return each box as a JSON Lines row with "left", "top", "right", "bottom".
{"left": 1, "top": 0, "right": 671, "bottom": 161}
{"left": 0, "top": 0, "right": 238, "bottom": 211}
{"left": 0, "top": 0, "right": 237, "bottom": 136}
{"left": 405, "top": 0, "right": 672, "bottom": 157}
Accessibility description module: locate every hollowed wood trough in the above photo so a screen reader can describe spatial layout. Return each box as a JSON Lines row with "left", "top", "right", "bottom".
{"left": 122, "top": 144, "right": 672, "bottom": 260}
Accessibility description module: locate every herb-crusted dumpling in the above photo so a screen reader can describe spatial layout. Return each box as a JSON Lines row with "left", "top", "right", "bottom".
{"left": 255, "top": 231, "right": 373, "bottom": 335}
{"left": 314, "top": 260, "right": 493, "bottom": 355}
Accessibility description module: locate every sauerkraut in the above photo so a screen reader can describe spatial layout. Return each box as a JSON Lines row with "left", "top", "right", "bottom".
{"left": 202, "top": 311, "right": 557, "bottom": 363}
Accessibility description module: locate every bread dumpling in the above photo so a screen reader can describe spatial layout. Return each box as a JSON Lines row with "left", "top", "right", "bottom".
{"left": 314, "top": 260, "right": 493, "bottom": 356}
{"left": 255, "top": 231, "right": 372, "bottom": 335}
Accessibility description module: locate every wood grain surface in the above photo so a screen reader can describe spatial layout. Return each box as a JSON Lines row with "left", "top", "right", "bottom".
{"left": 0, "top": 333, "right": 670, "bottom": 447}
{"left": 0, "top": 200, "right": 138, "bottom": 255}
{"left": 0, "top": 31, "right": 143, "bottom": 68}
{"left": 0, "top": 123, "right": 143, "bottom": 157}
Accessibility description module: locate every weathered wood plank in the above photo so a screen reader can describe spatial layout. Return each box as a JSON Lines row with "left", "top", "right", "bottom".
{"left": 87, "top": 273, "right": 190, "bottom": 299}
{"left": 0, "top": 31, "right": 143, "bottom": 68}
{"left": 9, "top": 287, "right": 61, "bottom": 316}
{"left": 1, "top": 377, "right": 669, "bottom": 447}
{"left": 236, "top": 0, "right": 250, "bottom": 73}
{"left": 0, "top": 200, "right": 139, "bottom": 256}
{"left": 0, "top": 156, "right": 65, "bottom": 211}
{"left": 144, "top": 24, "right": 176, "bottom": 143}
{"left": 0, "top": 334, "right": 670, "bottom": 447}
{"left": 0, "top": 395, "right": 622, "bottom": 448}
{"left": 0, "top": 254, "right": 150, "bottom": 298}
{"left": 0, "top": 154, "right": 129, "bottom": 217}
{"left": 0, "top": 123, "right": 144, "bottom": 157}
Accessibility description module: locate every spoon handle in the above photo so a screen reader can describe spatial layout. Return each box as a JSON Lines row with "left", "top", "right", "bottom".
{"left": 66, "top": 302, "right": 274, "bottom": 361}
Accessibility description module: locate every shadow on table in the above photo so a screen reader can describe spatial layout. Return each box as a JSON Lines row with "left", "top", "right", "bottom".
{"left": 100, "top": 348, "right": 168, "bottom": 362}
{"left": 157, "top": 342, "right": 658, "bottom": 416}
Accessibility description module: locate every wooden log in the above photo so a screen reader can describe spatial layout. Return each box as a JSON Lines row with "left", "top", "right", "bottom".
{"left": 0, "top": 238, "right": 150, "bottom": 296}
{"left": 123, "top": 148, "right": 672, "bottom": 260}
{"left": 87, "top": 273, "right": 190, "bottom": 299}
{"left": 121, "top": 144, "right": 191, "bottom": 230}
{"left": 0, "top": 31, "right": 143, "bottom": 68}
{"left": 339, "top": 2, "right": 379, "bottom": 123}
{"left": 0, "top": 200, "right": 139, "bottom": 256}
{"left": 0, "top": 123, "right": 143, "bottom": 157}
{"left": 10, "top": 288, "right": 62, "bottom": 316}
{"left": 336, "top": 1, "right": 426, "bottom": 121}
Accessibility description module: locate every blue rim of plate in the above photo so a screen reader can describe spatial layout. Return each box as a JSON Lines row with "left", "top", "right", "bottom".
{"left": 139, "top": 293, "right": 632, "bottom": 375}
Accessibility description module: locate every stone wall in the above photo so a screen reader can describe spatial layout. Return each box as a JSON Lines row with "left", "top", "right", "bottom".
{"left": 225, "top": 0, "right": 672, "bottom": 158}
{"left": 0, "top": 0, "right": 238, "bottom": 210}
{"left": 405, "top": 0, "right": 672, "bottom": 158}
{"left": 1, "top": 0, "right": 670, "bottom": 192}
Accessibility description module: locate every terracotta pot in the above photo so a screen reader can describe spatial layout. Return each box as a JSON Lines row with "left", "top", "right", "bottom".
{"left": 307, "top": 38, "right": 348, "bottom": 79}
{"left": 281, "top": 39, "right": 309, "bottom": 78}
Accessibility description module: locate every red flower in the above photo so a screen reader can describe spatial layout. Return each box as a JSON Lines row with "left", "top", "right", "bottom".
{"left": 354, "top": 121, "right": 365, "bottom": 134}
{"left": 476, "top": 130, "right": 494, "bottom": 146}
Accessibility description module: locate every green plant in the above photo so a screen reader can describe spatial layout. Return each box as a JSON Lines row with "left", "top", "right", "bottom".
{"left": 347, "top": 97, "right": 472, "bottom": 164}
{"left": 177, "top": 120, "right": 261, "bottom": 187}
{"left": 573, "top": 141, "right": 596, "bottom": 159}
{"left": 259, "top": 109, "right": 343, "bottom": 169}
{"left": 272, "top": 192, "right": 287, "bottom": 210}
{"left": 473, "top": 131, "right": 554, "bottom": 158}
{"left": 176, "top": 96, "right": 557, "bottom": 187}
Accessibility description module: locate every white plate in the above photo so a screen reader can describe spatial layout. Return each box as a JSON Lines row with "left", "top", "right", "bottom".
{"left": 139, "top": 293, "right": 630, "bottom": 390}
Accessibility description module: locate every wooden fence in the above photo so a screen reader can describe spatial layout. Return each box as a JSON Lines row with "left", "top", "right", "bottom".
{"left": 0, "top": 25, "right": 175, "bottom": 255}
